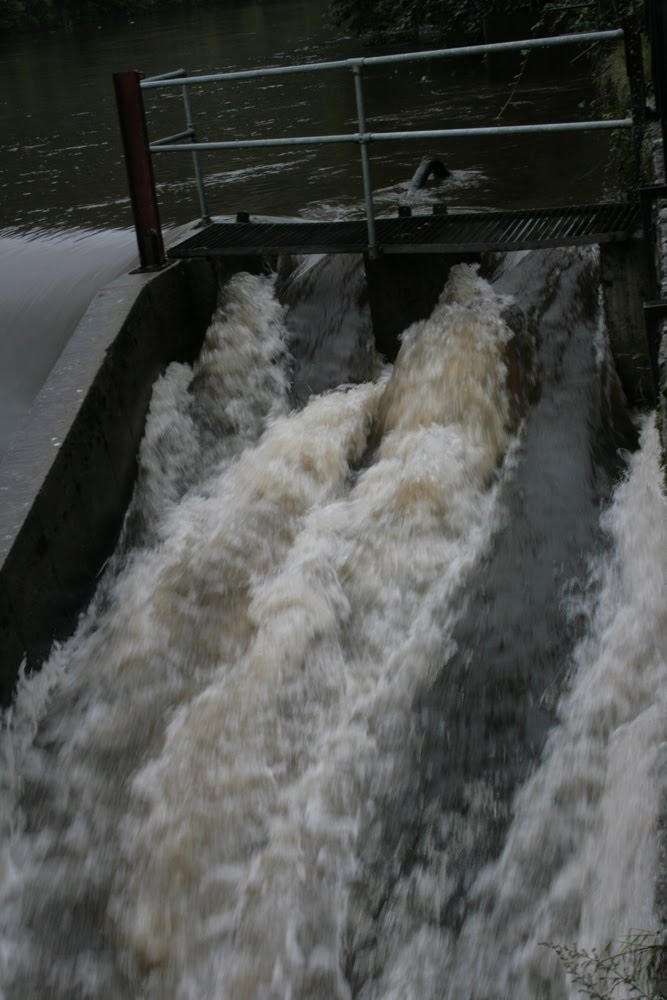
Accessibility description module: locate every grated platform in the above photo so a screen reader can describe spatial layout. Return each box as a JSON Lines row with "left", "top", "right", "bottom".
{"left": 167, "top": 203, "right": 640, "bottom": 258}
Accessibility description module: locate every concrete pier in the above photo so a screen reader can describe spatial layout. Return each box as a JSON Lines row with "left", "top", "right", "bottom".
{"left": 364, "top": 253, "right": 479, "bottom": 360}
{"left": 600, "top": 237, "right": 654, "bottom": 406}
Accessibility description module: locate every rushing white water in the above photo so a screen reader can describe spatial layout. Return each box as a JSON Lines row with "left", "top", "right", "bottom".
{"left": 359, "top": 416, "right": 667, "bottom": 1000}
{"left": 448, "top": 416, "right": 667, "bottom": 1000}
{"left": 0, "top": 249, "right": 664, "bottom": 999}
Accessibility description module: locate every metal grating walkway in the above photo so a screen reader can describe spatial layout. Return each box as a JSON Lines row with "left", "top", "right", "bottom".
{"left": 168, "top": 203, "right": 640, "bottom": 258}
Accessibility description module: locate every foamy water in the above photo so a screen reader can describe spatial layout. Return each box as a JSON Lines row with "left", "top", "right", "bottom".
{"left": 0, "top": 250, "right": 663, "bottom": 999}
{"left": 443, "top": 417, "right": 667, "bottom": 1000}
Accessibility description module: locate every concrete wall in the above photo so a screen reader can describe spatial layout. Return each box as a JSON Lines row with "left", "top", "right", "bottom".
{"left": 600, "top": 238, "right": 655, "bottom": 407}
{"left": 0, "top": 256, "right": 222, "bottom": 704}
{"left": 651, "top": 132, "right": 667, "bottom": 458}
{"left": 365, "top": 252, "right": 479, "bottom": 360}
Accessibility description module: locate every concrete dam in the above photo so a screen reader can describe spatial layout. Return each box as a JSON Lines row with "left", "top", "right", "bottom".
{"left": 1, "top": 15, "right": 667, "bottom": 1000}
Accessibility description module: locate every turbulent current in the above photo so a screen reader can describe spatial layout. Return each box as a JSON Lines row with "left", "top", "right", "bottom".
{"left": 1, "top": 248, "right": 665, "bottom": 999}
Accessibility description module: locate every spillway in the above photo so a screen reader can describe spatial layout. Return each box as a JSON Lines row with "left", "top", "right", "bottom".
{"left": 1, "top": 246, "right": 664, "bottom": 1000}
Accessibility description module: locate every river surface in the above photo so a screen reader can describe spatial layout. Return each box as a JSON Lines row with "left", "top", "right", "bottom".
{"left": 0, "top": 0, "right": 612, "bottom": 454}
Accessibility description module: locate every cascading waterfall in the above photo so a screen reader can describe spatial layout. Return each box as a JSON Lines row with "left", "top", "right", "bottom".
{"left": 442, "top": 416, "right": 667, "bottom": 1000}
{"left": 0, "top": 246, "right": 663, "bottom": 1000}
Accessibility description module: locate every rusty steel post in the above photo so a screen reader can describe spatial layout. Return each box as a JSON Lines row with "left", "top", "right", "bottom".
{"left": 113, "top": 70, "right": 166, "bottom": 270}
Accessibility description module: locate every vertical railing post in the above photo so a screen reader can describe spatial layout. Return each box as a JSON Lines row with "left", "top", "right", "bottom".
{"left": 351, "top": 63, "right": 378, "bottom": 259}
{"left": 113, "top": 70, "right": 166, "bottom": 270}
{"left": 181, "top": 82, "right": 211, "bottom": 224}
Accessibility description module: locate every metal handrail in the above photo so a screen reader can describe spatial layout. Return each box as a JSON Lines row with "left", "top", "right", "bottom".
{"left": 120, "top": 26, "right": 633, "bottom": 265}
{"left": 151, "top": 128, "right": 195, "bottom": 146}
{"left": 143, "top": 68, "right": 187, "bottom": 82}
{"left": 151, "top": 120, "right": 633, "bottom": 153}
{"left": 139, "top": 29, "right": 624, "bottom": 88}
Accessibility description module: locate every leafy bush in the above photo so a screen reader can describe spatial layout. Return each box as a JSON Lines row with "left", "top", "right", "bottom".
{"left": 327, "top": 0, "right": 533, "bottom": 41}
{"left": 546, "top": 932, "right": 666, "bottom": 1000}
{"left": 539, "top": 0, "right": 632, "bottom": 34}
{"left": 0, "top": 0, "right": 26, "bottom": 30}
{"left": 327, "top": 0, "right": 641, "bottom": 42}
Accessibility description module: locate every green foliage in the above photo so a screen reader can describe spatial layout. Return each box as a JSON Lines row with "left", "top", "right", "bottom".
{"left": 0, "top": 0, "right": 26, "bottom": 30}
{"left": 327, "top": 0, "right": 641, "bottom": 42}
{"left": 545, "top": 932, "right": 666, "bottom": 1000}
{"left": 327, "top": 0, "right": 533, "bottom": 42}
{"left": 0, "top": 0, "right": 63, "bottom": 31}
{"left": 538, "top": 0, "right": 635, "bottom": 34}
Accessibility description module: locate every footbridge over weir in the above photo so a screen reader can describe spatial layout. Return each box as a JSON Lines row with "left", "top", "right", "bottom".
{"left": 113, "top": 6, "right": 666, "bottom": 365}
{"left": 169, "top": 205, "right": 642, "bottom": 358}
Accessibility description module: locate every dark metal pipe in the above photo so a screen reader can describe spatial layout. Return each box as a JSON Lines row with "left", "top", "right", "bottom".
{"left": 113, "top": 70, "right": 166, "bottom": 271}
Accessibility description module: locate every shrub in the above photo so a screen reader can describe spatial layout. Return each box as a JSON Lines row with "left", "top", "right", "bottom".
{"left": 545, "top": 931, "right": 666, "bottom": 1000}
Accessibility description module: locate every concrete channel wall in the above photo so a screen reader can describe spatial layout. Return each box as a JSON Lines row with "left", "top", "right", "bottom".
{"left": 0, "top": 256, "right": 222, "bottom": 704}
{"left": 652, "top": 133, "right": 667, "bottom": 457}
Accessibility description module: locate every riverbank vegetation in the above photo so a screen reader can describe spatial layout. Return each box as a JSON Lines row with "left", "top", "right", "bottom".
{"left": 327, "top": 0, "right": 638, "bottom": 42}
{"left": 546, "top": 932, "right": 666, "bottom": 999}
{"left": 1, "top": 0, "right": 637, "bottom": 37}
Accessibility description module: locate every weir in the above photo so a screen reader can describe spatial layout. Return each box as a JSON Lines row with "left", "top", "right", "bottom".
{"left": 112, "top": 17, "right": 658, "bottom": 367}
{"left": 0, "top": 5, "right": 663, "bottom": 713}
{"left": 0, "top": 242, "right": 660, "bottom": 1000}
{"left": 2, "top": 10, "right": 667, "bottom": 1000}
{"left": 168, "top": 206, "right": 641, "bottom": 357}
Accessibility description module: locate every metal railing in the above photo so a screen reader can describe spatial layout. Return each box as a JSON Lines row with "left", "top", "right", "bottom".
{"left": 115, "top": 25, "right": 639, "bottom": 268}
